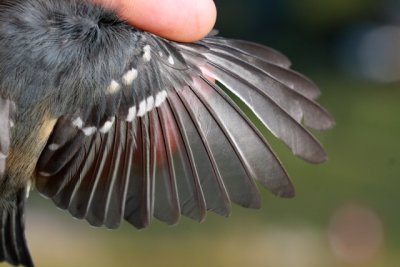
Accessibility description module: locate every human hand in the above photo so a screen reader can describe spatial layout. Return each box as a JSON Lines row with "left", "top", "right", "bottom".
{"left": 90, "top": 0, "right": 217, "bottom": 42}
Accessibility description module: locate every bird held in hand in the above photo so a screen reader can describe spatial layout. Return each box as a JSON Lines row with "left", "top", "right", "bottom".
{"left": 0, "top": 0, "right": 335, "bottom": 266}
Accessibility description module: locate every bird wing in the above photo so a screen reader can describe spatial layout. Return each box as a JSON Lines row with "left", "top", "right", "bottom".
{"left": 35, "top": 33, "right": 334, "bottom": 229}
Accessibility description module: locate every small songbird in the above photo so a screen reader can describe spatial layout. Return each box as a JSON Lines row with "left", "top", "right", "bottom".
{"left": 0, "top": 0, "right": 335, "bottom": 266}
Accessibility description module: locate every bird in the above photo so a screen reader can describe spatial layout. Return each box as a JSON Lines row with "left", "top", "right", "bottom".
{"left": 0, "top": 0, "right": 335, "bottom": 266}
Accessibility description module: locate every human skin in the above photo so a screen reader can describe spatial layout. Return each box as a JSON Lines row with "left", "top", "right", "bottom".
{"left": 89, "top": 0, "right": 217, "bottom": 42}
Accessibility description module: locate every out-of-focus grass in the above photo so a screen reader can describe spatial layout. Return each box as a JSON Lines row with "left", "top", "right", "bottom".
{"left": 2, "top": 73, "right": 399, "bottom": 267}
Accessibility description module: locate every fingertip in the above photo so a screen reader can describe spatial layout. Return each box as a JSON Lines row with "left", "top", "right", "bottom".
{"left": 157, "top": 0, "right": 217, "bottom": 42}
{"left": 188, "top": 0, "right": 217, "bottom": 42}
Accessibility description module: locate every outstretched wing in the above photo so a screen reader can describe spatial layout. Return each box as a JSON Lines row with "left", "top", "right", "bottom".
{"left": 35, "top": 33, "right": 334, "bottom": 229}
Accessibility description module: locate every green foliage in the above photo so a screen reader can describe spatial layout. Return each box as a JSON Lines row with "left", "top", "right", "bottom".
{"left": 288, "top": 0, "right": 378, "bottom": 30}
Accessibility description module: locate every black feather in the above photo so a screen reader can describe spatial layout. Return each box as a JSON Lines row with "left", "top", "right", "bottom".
{"left": 0, "top": 189, "right": 33, "bottom": 267}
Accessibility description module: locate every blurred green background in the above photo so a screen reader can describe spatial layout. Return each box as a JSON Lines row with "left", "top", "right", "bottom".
{"left": 3, "top": 1, "right": 400, "bottom": 266}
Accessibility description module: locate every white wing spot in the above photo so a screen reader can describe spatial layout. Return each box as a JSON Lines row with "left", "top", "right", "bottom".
{"left": 26, "top": 180, "right": 32, "bottom": 199}
{"left": 168, "top": 56, "right": 175, "bottom": 65}
{"left": 39, "top": 171, "right": 51, "bottom": 177}
{"left": 107, "top": 80, "right": 121, "bottom": 94}
{"left": 159, "top": 51, "right": 163, "bottom": 57}
{"left": 143, "top": 45, "right": 152, "bottom": 62}
{"left": 137, "top": 100, "right": 147, "bottom": 117}
{"left": 155, "top": 90, "right": 168, "bottom": 107}
{"left": 146, "top": 96, "right": 155, "bottom": 112}
{"left": 48, "top": 143, "right": 60, "bottom": 151}
{"left": 82, "top": 126, "right": 97, "bottom": 136}
{"left": 122, "top": 68, "right": 138, "bottom": 85}
{"left": 99, "top": 117, "right": 115, "bottom": 133}
{"left": 72, "top": 117, "right": 83, "bottom": 128}
{"left": 126, "top": 105, "right": 137, "bottom": 122}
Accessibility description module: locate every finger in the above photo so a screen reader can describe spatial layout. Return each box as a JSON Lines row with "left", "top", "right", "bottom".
{"left": 90, "top": 0, "right": 217, "bottom": 42}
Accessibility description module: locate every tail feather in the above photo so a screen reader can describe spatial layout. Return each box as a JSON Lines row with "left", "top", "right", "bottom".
{"left": 0, "top": 189, "right": 33, "bottom": 267}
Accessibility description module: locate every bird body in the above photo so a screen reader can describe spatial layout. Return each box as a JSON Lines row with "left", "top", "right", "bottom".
{"left": 0, "top": 0, "right": 334, "bottom": 266}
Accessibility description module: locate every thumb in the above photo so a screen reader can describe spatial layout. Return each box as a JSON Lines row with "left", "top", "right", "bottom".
{"left": 90, "top": 0, "right": 217, "bottom": 42}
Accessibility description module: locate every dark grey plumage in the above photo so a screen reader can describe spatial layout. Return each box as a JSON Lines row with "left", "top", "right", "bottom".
{"left": 0, "top": 189, "right": 33, "bottom": 267}
{"left": 0, "top": 0, "right": 334, "bottom": 266}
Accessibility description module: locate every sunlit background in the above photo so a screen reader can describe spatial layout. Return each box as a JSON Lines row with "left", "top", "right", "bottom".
{"left": 3, "top": 1, "right": 400, "bottom": 266}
